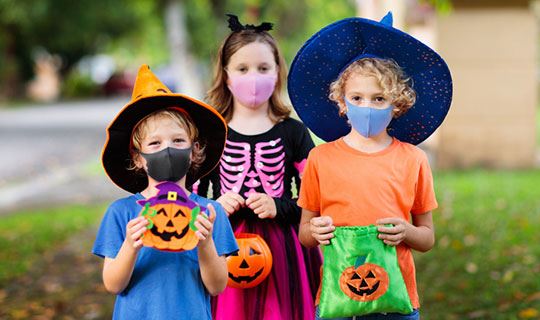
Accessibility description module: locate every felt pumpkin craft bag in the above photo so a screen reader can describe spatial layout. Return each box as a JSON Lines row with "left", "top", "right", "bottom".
{"left": 318, "top": 226, "right": 413, "bottom": 318}
{"left": 226, "top": 233, "right": 273, "bottom": 289}
{"left": 137, "top": 181, "right": 204, "bottom": 251}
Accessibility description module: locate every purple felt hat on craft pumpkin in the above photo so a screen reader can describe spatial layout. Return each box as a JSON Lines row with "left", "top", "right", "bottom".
{"left": 136, "top": 181, "right": 200, "bottom": 210}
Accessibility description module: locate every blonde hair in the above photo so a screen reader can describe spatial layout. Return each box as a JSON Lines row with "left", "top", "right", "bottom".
{"left": 329, "top": 58, "right": 416, "bottom": 118}
{"left": 206, "top": 30, "right": 291, "bottom": 122}
{"left": 130, "top": 108, "right": 206, "bottom": 176}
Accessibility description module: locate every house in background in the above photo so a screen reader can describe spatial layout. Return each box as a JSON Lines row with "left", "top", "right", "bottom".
{"left": 356, "top": 0, "right": 538, "bottom": 168}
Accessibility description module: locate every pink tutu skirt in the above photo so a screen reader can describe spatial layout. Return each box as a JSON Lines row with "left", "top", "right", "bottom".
{"left": 212, "top": 217, "right": 322, "bottom": 320}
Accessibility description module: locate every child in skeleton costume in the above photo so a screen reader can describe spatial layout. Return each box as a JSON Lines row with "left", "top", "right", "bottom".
{"left": 194, "top": 14, "right": 322, "bottom": 320}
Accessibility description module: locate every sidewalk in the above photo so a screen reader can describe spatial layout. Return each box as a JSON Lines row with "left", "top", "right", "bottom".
{"left": 0, "top": 98, "right": 129, "bottom": 215}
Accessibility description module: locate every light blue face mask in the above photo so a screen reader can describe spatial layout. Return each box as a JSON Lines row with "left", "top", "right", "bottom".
{"left": 345, "top": 99, "right": 393, "bottom": 138}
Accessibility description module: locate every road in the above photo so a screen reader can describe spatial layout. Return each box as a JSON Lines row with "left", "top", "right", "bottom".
{"left": 0, "top": 98, "right": 131, "bottom": 214}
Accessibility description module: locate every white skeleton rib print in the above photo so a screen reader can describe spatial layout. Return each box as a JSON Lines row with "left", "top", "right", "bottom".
{"left": 219, "top": 138, "right": 285, "bottom": 198}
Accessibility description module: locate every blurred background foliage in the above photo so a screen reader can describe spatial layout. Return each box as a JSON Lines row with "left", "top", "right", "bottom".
{"left": 0, "top": 0, "right": 451, "bottom": 100}
{"left": 0, "top": 0, "right": 148, "bottom": 97}
{"left": 0, "top": 0, "right": 341, "bottom": 98}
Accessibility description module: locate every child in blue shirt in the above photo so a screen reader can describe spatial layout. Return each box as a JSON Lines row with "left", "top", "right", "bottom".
{"left": 93, "top": 64, "right": 238, "bottom": 319}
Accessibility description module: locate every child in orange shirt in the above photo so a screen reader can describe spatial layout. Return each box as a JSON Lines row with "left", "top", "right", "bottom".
{"left": 288, "top": 13, "right": 452, "bottom": 319}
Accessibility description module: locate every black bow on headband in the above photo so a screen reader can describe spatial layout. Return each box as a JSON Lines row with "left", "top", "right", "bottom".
{"left": 226, "top": 14, "right": 273, "bottom": 33}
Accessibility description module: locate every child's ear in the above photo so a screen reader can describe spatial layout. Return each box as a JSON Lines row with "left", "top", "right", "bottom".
{"left": 133, "top": 152, "right": 145, "bottom": 170}
{"left": 392, "top": 106, "right": 400, "bottom": 117}
{"left": 190, "top": 142, "right": 199, "bottom": 162}
{"left": 224, "top": 67, "right": 231, "bottom": 87}
{"left": 338, "top": 99, "right": 347, "bottom": 116}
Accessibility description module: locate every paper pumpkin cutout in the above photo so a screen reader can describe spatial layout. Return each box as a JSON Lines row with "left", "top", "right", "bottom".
{"left": 339, "top": 256, "right": 389, "bottom": 302}
{"left": 227, "top": 233, "right": 273, "bottom": 289}
{"left": 137, "top": 181, "right": 202, "bottom": 251}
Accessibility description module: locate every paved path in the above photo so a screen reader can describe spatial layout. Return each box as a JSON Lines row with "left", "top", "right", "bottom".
{"left": 0, "top": 98, "right": 131, "bottom": 214}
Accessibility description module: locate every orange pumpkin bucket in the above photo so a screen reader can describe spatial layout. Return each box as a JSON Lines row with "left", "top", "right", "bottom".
{"left": 226, "top": 233, "right": 273, "bottom": 289}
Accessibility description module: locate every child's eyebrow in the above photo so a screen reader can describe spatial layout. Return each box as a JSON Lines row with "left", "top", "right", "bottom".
{"left": 145, "top": 130, "right": 165, "bottom": 138}
{"left": 173, "top": 129, "right": 188, "bottom": 135}
{"left": 144, "top": 135, "right": 159, "bottom": 141}
{"left": 348, "top": 90, "right": 386, "bottom": 96}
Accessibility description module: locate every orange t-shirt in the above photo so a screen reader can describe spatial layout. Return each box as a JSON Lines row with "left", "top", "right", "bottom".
{"left": 297, "top": 137, "right": 438, "bottom": 309}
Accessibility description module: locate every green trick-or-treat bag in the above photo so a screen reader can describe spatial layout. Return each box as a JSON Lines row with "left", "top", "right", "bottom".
{"left": 318, "top": 225, "right": 413, "bottom": 318}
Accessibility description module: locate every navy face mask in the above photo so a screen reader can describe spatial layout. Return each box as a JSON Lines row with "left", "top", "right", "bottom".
{"left": 140, "top": 147, "right": 192, "bottom": 182}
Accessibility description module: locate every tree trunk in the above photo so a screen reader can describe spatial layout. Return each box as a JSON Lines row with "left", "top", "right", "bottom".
{"left": 164, "top": 0, "right": 203, "bottom": 98}
{"left": 0, "top": 27, "right": 22, "bottom": 100}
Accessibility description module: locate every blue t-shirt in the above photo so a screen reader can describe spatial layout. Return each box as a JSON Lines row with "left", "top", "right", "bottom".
{"left": 92, "top": 192, "right": 238, "bottom": 320}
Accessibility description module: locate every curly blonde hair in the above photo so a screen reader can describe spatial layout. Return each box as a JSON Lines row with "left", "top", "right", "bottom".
{"left": 206, "top": 29, "right": 291, "bottom": 123}
{"left": 329, "top": 58, "right": 416, "bottom": 118}
{"left": 129, "top": 108, "right": 206, "bottom": 177}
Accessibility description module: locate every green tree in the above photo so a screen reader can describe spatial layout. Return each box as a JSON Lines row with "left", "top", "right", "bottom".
{"left": 0, "top": 0, "right": 159, "bottom": 98}
{"left": 180, "top": 0, "right": 355, "bottom": 75}
{"left": 0, "top": 0, "right": 384, "bottom": 100}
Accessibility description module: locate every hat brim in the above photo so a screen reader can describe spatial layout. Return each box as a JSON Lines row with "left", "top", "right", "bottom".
{"left": 102, "top": 94, "right": 227, "bottom": 194}
{"left": 288, "top": 17, "right": 453, "bottom": 144}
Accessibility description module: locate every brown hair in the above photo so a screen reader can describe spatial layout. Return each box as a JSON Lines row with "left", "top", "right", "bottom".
{"left": 129, "top": 108, "right": 206, "bottom": 176}
{"left": 329, "top": 58, "right": 416, "bottom": 118}
{"left": 206, "top": 30, "right": 291, "bottom": 122}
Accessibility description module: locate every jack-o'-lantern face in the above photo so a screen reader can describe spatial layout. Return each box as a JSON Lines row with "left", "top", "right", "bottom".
{"left": 339, "top": 259, "right": 389, "bottom": 302}
{"left": 150, "top": 203, "right": 191, "bottom": 240}
{"left": 227, "top": 233, "right": 272, "bottom": 289}
{"left": 138, "top": 183, "right": 201, "bottom": 252}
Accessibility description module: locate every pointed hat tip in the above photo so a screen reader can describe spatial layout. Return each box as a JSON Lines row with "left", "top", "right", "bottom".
{"left": 131, "top": 64, "right": 172, "bottom": 100}
{"left": 380, "top": 12, "right": 393, "bottom": 27}
{"left": 138, "top": 64, "right": 150, "bottom": 72}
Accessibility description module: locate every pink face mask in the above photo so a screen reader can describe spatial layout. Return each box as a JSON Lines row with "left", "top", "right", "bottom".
{"left": 227, "top": 73, "right": 277, "bottom": 108}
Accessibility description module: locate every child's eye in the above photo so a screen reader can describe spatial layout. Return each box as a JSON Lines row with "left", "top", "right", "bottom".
{"left": 259, "top": 66, "right": 269, "bottom": 73}
{"left": 237, "top": 67, "right": 248, "bottom": 73}
{"left": 148, "top": 141, "right": 160, "bottom": 146}
{"left": 173, "top": 138, "right": 185, "bottom": 143}
{"left": 351, "top": 96, "right": 361, "bottom": 102}
{"left": 373, "top": 97, "right": 387, "bottom": 105}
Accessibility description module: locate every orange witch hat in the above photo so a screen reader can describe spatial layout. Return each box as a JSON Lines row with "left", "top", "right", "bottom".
{"left": 101, "top": 64, "right": 227, "bottom": 194}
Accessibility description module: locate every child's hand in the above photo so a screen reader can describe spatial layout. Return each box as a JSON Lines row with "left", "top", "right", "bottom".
{"left": 309, "top": 216, "right": 335, "bottom": 245}
{"left": 126, "top": 216, "right": 149, "bottom": 250}
{"left": 195, "top": 204, "right": 217, "bottom": 245}
{"left": 376, "top": 217, "right": 410, "bottom": 246}
{"left": 246, "top": 193, "right": 277, "bottom": 219}
{"left": 216, "top": 192, "right": 245, "bottom": 216}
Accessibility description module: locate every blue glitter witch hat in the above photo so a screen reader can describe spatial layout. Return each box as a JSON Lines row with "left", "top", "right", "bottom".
{"left": 288, "top": 12, "right": 452, "bottom": 145}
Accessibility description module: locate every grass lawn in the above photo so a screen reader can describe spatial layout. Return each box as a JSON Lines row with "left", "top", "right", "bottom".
{"left": 0, "top": 170, "right": 538, "bottom": 319}
{"left": 417, "top": 170, "right": 540, "bottom": 319}
{"left": 0, "top": 204, "right": 106, "bottom": 286}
